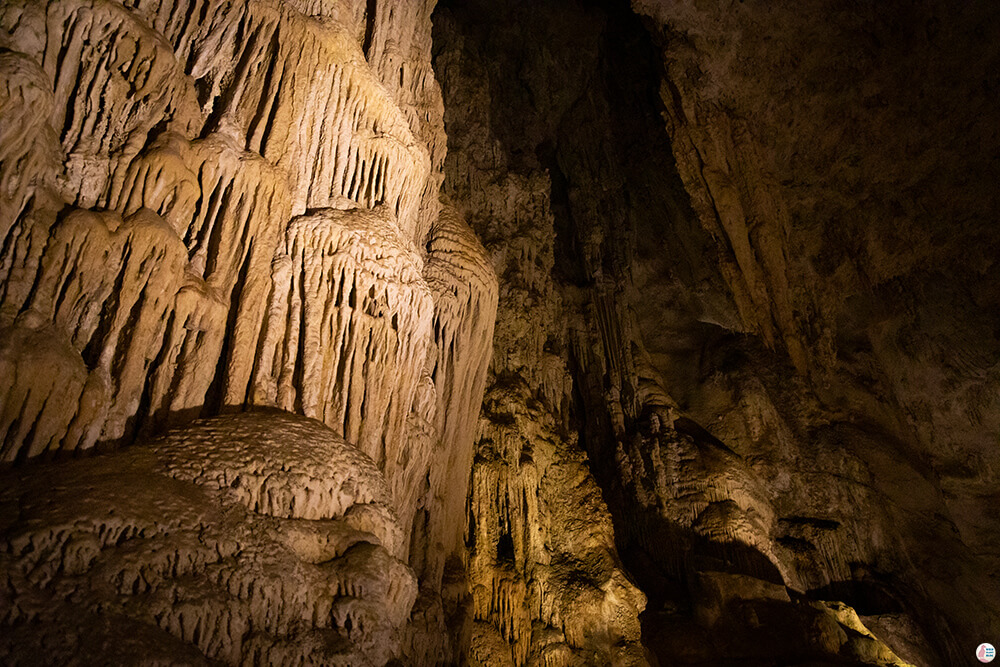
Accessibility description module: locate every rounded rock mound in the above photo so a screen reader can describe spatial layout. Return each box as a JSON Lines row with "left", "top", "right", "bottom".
{"left": 152, "top": 410, "right": 394, "bottom": 521}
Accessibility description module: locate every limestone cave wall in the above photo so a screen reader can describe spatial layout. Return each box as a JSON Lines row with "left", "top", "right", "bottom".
{"left": 1, "top": 0, "right": 998, "bottom": 665}
{"left": 433, "top": 0, "right": 999, "bottom": 664}
{"left": 0, "top": 0, "right": 496, "bottom": 663}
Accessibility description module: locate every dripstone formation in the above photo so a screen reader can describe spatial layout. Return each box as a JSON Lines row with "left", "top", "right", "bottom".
{"left": 1, "top": 0, "right": 998, "bottom": 665}
{"left": 0, "top": 0, "right": 497, "bottom": 663}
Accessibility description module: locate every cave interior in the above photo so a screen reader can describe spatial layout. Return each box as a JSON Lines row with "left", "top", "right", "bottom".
{"left": 0, "top": 0, "right": 998, "bottom": 665}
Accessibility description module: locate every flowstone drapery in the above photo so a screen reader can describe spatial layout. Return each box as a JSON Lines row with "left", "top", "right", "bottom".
{"left": 0, "top": 0, "right": 499, "bottom": 662}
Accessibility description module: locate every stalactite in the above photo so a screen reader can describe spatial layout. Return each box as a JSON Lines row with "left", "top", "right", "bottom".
{"left": 1, "top": 0, "right": 201, "bottom": 206}
{"left": 0, "top": 0, "right": 460, "bottom": 662}
{"left": 0, "top": 0, "right": 441, "bottom": 463}
{"left": 252, "top": 206, "right": 433, "bottom": 509}
{"left": 0, "top": 53, "right": 59, "bottom": 244}
{"left": 417, "top": 201, "right": 498, "bottom": 584}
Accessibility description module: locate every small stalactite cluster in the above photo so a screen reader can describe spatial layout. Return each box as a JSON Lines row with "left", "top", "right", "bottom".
{"left": 0, "top": 0, "right": 438, "bottom": 464}
{"left": 444, "top": 167, "right": 646, "bottom": 664}
{"left": 361, "top": 0, "right": 447, "bottom": 247}
{"left": 250, "top": 205, "right": 435, "bottom": 513}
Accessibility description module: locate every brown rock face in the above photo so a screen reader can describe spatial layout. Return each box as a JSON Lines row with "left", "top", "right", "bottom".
{"left": 434, "top": 0, "right": 998, "bottom": 665}
{"left": 629, "top": 1, "right": 1000, "bottom": 663}
{"left": 1, "top": 0, "right": 998, "bottom": 664}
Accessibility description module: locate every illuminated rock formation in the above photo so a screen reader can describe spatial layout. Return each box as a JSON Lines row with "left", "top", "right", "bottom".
{"left": 0, "top": 412, "right": 416, "bottom": 665}
{"left": 0, "top": 0, "right": 435, "bottom": 463}
{"left": 1, "top": 0, "right": 998, "bottom": 664}
{"left": 0, "top": 0, "right": 495, "bottom": 662}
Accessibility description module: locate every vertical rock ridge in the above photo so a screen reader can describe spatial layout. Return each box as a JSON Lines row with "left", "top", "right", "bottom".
{"left": 251, "top": 206, "right": 434, "bottom": 515}
{"left": 419, "top": 200, "right": 498, "bottom": 583}
{"left": 0, "top": 0, "right": 444, "bottom": 464}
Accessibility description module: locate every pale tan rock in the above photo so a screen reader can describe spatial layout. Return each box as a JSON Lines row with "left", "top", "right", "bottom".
{"left": 418, "top": 200, "right": 498, "bottom": 582}
{"left": 8, "top": 0, "right": 989, "bottom": 663}
{"left": 0, "top": 207, "right": 189, "bottom": 454}
{"left": 0, "top": 0, "right": 466, "bottom": 661}
{"left": 0, "top": 52, "right": 59, "bottom": 242}
{"left": 0, "top": 316, "right": 96, "bottom": 461}
{"left": 150, "top": 0, "right": 431, "bottom": 239}
{"left": 0, "top": 0, "right": 447, "bottom": 465}
{"left": 252, "top": 206, "right": 433, "bottom": 475}
{"left": 0, "top": 0, "right": 201, "bottom": 206}
{"left": 362, "top": 0, "right": 446, "bottom": 246}
{"left": 0, "top": 411, "right": 417, "bottom": 665}
{"left": 107, "top": 132, "right": 291, "bottom": 424}
{"left": 818, "top": 601, "right": 915, "bottom": 667}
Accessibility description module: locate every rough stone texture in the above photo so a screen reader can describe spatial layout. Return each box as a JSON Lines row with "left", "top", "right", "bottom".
{"left": 435, "top": 5, "right": 651, "bottom": 664}
{"left": 417, "top": 199, "right": 497, "bottom": 581}
{"left": 629, "top": 1, "right": 1000, "bottom": 664}
{"left": 432, "top": 0, "right": 995, "bottom": 665}
{"left": 1, "top": 0, "right": 997, "bottom": 664}
{"left": 0, "top": 0, "right": 497, "bottom": 662}
{"left": 0, "top": 0, "right": 438, "bottom": 460}
{"left": 251, "top": 205, "right": 433, "bottom": 475}
{"left": 0, "top": 412, "right": 417, "bottom": 666}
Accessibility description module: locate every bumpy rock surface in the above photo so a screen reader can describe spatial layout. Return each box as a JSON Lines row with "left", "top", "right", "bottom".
{"left": 0, "top": 412, "right": 416, "bottom": 666}
{"left": 433, "top": 0, "right": 997, "bottom": 665}
{"left": 435, "top": 5, "right": 653, "bottom": 664}
{"left": 0, "top": 0, "right": 498, "bottom": 662}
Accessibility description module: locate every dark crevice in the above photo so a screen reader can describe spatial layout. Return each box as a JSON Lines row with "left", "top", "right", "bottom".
{"left": 204, "top": 245, "right": 255, "bottom": 415}
{"left": 247, "top": 27, "right": 283, "bottom": 154}
{"left": 362, "top": 0, "right": 377, "bottom": 60}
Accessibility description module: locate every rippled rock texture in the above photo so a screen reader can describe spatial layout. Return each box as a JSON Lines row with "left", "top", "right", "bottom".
{"left": 0, "top": 0, "right": 438, "bottom": 459}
